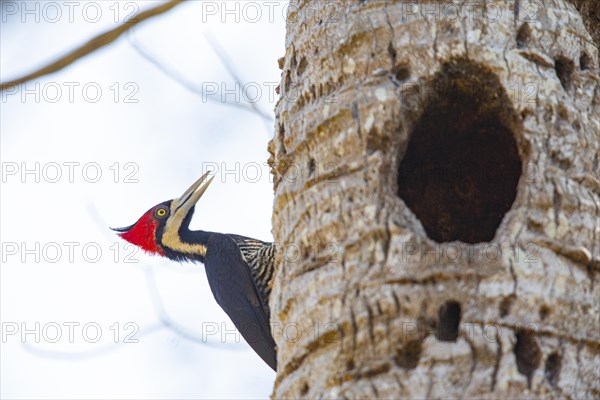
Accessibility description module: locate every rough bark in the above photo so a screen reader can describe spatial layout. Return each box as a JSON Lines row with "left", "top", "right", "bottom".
{"left": 567, "top": 0, "right": 599, "bottom": 51}
{"left": 269, "top": 1, "right": 599, "bottom": 398}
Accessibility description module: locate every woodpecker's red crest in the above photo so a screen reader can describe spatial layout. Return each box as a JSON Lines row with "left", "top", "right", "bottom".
{"left": 114, "top": 206, "right": 167, "bottom": 255}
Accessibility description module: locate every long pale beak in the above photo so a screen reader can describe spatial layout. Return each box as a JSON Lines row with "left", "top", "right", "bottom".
{"left": 171, "top": 171, "right": 215, "bottom": 215}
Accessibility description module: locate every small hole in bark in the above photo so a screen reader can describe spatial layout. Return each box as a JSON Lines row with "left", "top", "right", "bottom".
{"left": 558, "top": 104, "right": 569, "bottom": 120}
{"left": 300, "top": 381, "right": 309, "bottom": 395}
{"left": 309, "top": 84, "right": 316, "bottom": 100}
{"left": 297, "top": 57, "right": 308, "bottom": 76}
{"left": 514, "top": 329, "right": 542, "bottom": 387}
{"left": 284, "top": 70, "right": 292, "bottom": 93}
{"left": 290, "top": 50, "right": 297, "bottom": 69}
{"left": 397, "top": 60, "right": 522, "bottom": 243}
{"left": 520, "top": 109, "right": 532, "bottom": 121}
{"left": 346, "top": 359, "right": 355, "bottom": 370}
{"left": 388, "top": 42, "right": 397, "bottom": 62}
{"left": 436, "top": 301, "right": 461, "bottom": 341}
{"left": 308, "top": 158, "right": 316, "bottom": 175}
{"left": 392, "top": 64, "right": 410, "bottom": 81}
{"left": 516, "top": 23, "right": 531, "bottom": 48}
{"left": 580, "top": 52, "right": 592, "bottom": 70}
{"left": 555, "top": 57, "right": 575, "bottom": 91}
{"left": 545, "top": 352, "right": 562, "bottom": 387}
{"left": 302, "top": 245, "right": 311, "bottom": 260}
{"left": 499, "top": 296, "right": 514, "bottom": 317}
{"left": 539, "top": 304, "right": 550, "bottom": 321}
{"left": 395, "top": 339, "right": 422, "bottom": 369}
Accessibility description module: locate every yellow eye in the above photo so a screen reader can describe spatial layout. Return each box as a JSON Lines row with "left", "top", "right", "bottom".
{"left": 156, "top": 208, "right": 167, "bottom": 217}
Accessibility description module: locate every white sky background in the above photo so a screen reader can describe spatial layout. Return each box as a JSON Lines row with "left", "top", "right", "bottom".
{"left": 0, "top": 1, "right": 288, "bottom": 398}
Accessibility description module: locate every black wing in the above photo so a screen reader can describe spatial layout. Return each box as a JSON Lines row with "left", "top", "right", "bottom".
{"left": 204, "top": 233, "right": 277, "bottom": 371}
{"left": 226, "top": 234, "right": 274, "bottom": 312}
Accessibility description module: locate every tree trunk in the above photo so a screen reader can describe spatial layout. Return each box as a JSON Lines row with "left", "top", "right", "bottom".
{"left": 269, "top": 1, "right": 599, "bottom": 398}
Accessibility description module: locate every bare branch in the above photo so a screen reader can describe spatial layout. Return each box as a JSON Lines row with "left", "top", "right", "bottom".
{"left": 0, "top": 0, "right": 185, "bottom": 92}
{"left": 22, "top": 324, "right": 164, "bottom": 361}
{"left": 127, "top": 34, "right": 272, "bottom": 121}
{"left": 128, "top": 32, "right": 274, "bottom": 124}
{"left": 143, "top": 266, "right": 244, "bottom": 349}
{"left": 203, "top": 32, "right": 276, "bottom": 130}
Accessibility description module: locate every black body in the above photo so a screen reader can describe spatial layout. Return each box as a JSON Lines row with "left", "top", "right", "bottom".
{"left": 205, "top": 233, "right": 276, "bottom": 370}
{"left": 158, "top": 212, "right": 277, "bottom": 371}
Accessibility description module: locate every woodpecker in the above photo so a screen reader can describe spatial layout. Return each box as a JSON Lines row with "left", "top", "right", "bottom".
{"left": 112, "top": 172, "right": 276, "bottom": 371}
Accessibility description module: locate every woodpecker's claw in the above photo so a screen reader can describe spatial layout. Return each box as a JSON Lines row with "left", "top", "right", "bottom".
{"left": 173, "top": 171, "right": 214, "bottom": 214}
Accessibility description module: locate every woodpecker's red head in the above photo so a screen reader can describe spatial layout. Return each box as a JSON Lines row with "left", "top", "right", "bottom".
{"left": 112, "top": 171, "right": 214, "bottom": 258}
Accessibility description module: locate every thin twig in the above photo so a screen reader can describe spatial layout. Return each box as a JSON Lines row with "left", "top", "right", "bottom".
{"left": 127, "top": 34, "right": 268, "bottom": 119}
{"left": 143, "top": 266, "right": 244, "bottom": 349}
{"left": 1, "top": 0, "right": 184, "bottom": 92}
{"left": 203, "top": 32, "right": 275, "bottom": 129}
{"left": 22, "top": 324, "right": 164, "bottom": 361}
